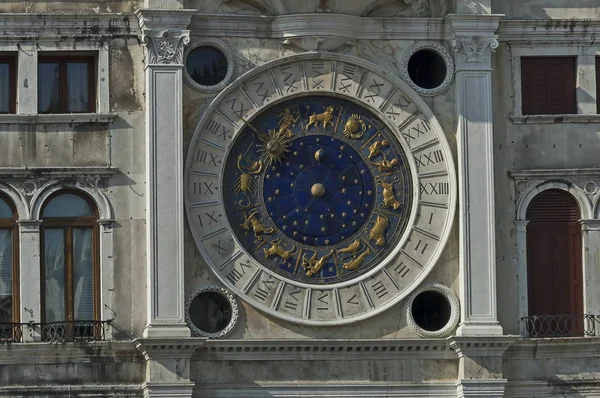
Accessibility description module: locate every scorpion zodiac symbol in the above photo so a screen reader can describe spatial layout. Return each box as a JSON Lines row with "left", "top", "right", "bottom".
{"left": 234, "top": 150, "right": 264, "bottom": 208}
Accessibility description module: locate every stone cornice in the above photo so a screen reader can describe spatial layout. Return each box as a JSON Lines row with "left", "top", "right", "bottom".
{"left": 506, "top": 337, "right": 600, "bottom": 360}
{"left": 134, "top": 337, "right": 207, "bottom": 360}
{"left": 194, "top": 339, "right": 458, "bottom": 361}
{"left": 498, "top": 19, "right": 600, "bottom": 44}
{"left": 509, "top": 168, "right": 600, "bottom": 181}
{"left": 0, "top": 341, "right": 141, "bottom": 365}
{"left": 448, "top": 336, "right": 517, "bottom": 358}
{"left": 189, "top": 13, "right": 447, "bottom": 40}
{"left": 0, "top": 113, "right": 117, "bottom": 125}
{"left": 0, "top": 166, "right": 118, "bottom": 180}
{"left": 0, "top": 13, "right": 138, "bottom": 40}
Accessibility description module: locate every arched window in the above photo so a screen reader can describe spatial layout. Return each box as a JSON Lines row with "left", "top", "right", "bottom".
{"left": 526, "top": 189, "right": 583, "bottom": 336}
{"left": 0, "top": 194, "right": 18, "bottom": 341}
{"left": 41, "top": 191, "right": 99, "bottom": 340}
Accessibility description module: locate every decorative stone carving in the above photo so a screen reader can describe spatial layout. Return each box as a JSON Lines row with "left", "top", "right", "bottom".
{"left": 405, "top": 283, "right": 460, "bottom": 338}
{"left": 20, "top": 180, "right": 38, "bottom": 197}
{"left": 400, "top": 41, "right": 454, "bottom": 96}
{"left": 185, "top": 285, "right": 239, "bottom": 339}
{"left": 142, "top": 30, "right": 191, "bottom": 65}
{"left": 451, "top": 35, "right": 498, "bottom": 70}
{"left": 183, "top": 38, "right": 236, "bottom": 93}
{"left": 281, "top": 37, "right": 356, "bottom": 53}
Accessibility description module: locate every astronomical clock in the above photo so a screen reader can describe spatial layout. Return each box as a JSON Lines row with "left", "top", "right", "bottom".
{"left": 184, "top": 54, "right": 456, "bottom": 325}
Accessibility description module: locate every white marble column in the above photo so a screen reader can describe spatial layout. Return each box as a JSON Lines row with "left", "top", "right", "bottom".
{"left": 581, "top": 220, "right": 600, "bottom": 317}
{"left": 447, "top": 15, "right": 504, "bottom": 336}
{"left": 137, "top": 9, "right": 195, "bottom": 338}
{"left": 17, "top": 220, "right": 41, "bottom": 342}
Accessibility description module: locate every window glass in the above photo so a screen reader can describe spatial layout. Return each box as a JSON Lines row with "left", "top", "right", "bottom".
{"left": 44, "top": 229, "right": 65, "bottom": 323}
{"left": 186, "top": 46, "right": 228, "bottom": 86}
{"left": 67, "top": 63, "right": 89, "bottom": 113}
{"left": 38, "top": 63, "right": 60, "bottom": 114}
{"left": 0, "top": 198, "right": 12, "bottom": 218}
{"left": 73, "top": 228, "right": 93, "bottom": 320}
{"left": 43, "top": 193, "right": 93, "bottom": 217}
{"left": 0, "top": 63, "right": 9, "bottom": 114}
{"left": 0, "top": 229, "right": 13, "bottom": 325}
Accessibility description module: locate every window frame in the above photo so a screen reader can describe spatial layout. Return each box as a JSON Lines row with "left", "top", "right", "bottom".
{"left": 38, "top": 55, "right": 97, "bottom": 114}
{"left": 40, "top": 190, "right": 100, "bottom": 325}
{"left": 0, "top": 193, "right": 19, "bottom": 340}
{"left": 0, "top": 54, "right": 17, "bottom": 114}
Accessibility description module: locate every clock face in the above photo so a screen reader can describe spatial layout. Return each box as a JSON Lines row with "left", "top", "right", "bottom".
{"left": 222, "top": 96, "right": 412, "bottom": 285}
{"left": 185, "top": 54, "right": 456, "bottom": 325}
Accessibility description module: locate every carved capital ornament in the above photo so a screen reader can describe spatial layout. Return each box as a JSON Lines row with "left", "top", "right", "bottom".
{"left": 451, "top": 35, "right": 499, "bottom": 70}
{"left": 184, "top": 54, "right": 456, "bottom": 325}
{"left": 142, "top": 29, "right": 191, "bottom": 65}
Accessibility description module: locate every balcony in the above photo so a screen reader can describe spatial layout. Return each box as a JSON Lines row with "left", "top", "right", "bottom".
{"left": 0, "top": 320, "right": 112, "bottom": 343}
{"left": 521, "top": 314, "right": 600, "bottom": 338}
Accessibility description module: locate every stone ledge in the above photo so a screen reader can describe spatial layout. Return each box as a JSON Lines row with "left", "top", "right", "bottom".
{"left": 0, "top": 166, "right": 118, "bottom": 179}
{"left": 505, "top": 337, "right": 600, "bottom": 360}
{"left": 499, "top": 19, "right": 600, "bottom": 44}
{"left": 194, "top": 339, "right": 457, "bottom": 361}
{"left": 0, "top": 113, "right": 118, "bottom": 124}
{"left": 509, "top": 114, "right": 600, "bottom": 124}
{"left": 509, "top": 168, "right": 600, "bottom": 180}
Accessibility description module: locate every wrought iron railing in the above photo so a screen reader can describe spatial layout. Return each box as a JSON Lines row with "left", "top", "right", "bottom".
{"left": 521, "top": 314, "right": 600, "bottom": 338}
{"left": 0, "top": 320, "right": 112, "bottom": 343}
{"left": 0, "top": 322, "right": 24, "bottom": 343}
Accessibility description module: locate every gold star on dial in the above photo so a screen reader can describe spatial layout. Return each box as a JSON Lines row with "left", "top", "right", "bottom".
{"left": 321, "top": 226, "right": 326, "bottom": 232}
{"left": 367, "top": 190, "right": 372, "bottom": 195}
{"left": 325, "top": 239, "right": 330, "bottom": 244}
{"left": 341, "top": 188, "right": 347, "bottom": 193}
{"left": 275, "top": 189, "right": 280, "bottom": 195}
{"left": 342, "top": 212, "right": 347, "bottom": 217}
{"left": 340, "top": 145, "right": 345, "bottom": 150}
{"left": 293, "top": 221, "right": 298, "bottom": 226}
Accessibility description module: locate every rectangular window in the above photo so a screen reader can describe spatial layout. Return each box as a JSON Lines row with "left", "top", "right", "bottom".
{"left": 521, "top": 57, "right": 577, "bottom": 115}
{"left": 38, "top": 55, "right": 96, "bottom": 114}
{"left": 0, "top": 55, "right": 16, "bottom": 114}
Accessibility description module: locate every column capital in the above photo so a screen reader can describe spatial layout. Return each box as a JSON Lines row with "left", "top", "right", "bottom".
{"left": 445, "top": 14, "right": 503, "bottom": 70}
{"left": 135, "top": 9, "right": 196, "bottom": 66}
{"left": 17, "top": 219, "right": 42, "bottom": 232}
{"left": 581, "top": 219, "right": 600, "bottom": 231}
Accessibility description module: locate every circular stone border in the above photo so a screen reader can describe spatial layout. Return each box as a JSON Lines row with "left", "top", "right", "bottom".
{"left": 405, "top": 282, "right": 460, "bottom": 338}
{"left": 400, "top": 41, "right": 455, "bottom": 97}
{"left": 185, "top": 284, "right": 239, "bottom": 338}
{"left": 183, "top": 38, "right": 236, "bottom": 93}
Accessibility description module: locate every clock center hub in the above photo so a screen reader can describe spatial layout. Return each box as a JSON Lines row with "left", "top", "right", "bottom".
{"left": 311, "top": 183, "right": 326, "bottom": 198}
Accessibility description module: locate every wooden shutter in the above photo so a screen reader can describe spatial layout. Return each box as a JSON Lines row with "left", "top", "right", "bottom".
{"left": 526, "top": 189, "right": 583, "bottom": 335}
{"left": 521, "top": 57, "right": 576, "bottom": 115}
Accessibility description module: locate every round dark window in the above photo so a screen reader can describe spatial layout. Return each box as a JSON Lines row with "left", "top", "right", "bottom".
{"left": 411, "top": 290, "right": 451, "bottom": 332}
{"left": 407, "top": 50, "right": 447, "bottom": 90}
{"left": 188, "top": 291, "right": 232, "bottom": 334}
{"left": 186, "top": 46, "right": 228, "bottom": 87}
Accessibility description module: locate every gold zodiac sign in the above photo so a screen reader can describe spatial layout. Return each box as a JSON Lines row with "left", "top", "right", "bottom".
{"left": 276, "top": 108, "right": 300, "bottom": 139}
{"left": 301, "top": 250, "right": 334, "bottom": 276}
{"left": 377, "top": 178, "right": 402, "bottom": 210}
{"left": 371, "top": 153, "right": 399, "bottom": 172}
{"left": 369, "top": 214, "right": 389, "bottom": 246}
{"left": 342, "top": 248, "right": 371, "bottom": 270}
{"left": 240, "top": 210, "right": 274, "bottom": 239}
{"left": 368, "top": 140, "right": 389, "bottom": 159}
{"left": 235, "top": 153, "right": 264, "bottom": 207}
{"left": 264, "top": 240, "right": 297, "bottom": 260}
{"left": 343, "top": 114, "right": 367, "bottom": 139}
{"left": 306, "top": 106, "right": 335, "bottom": 130}
{"left": 336, "top": 239, "right": 361, "bottom": 255}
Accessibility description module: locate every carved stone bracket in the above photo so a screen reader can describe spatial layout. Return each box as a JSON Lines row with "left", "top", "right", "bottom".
{"left": 451, "top": 35, "right": 498, "bottom": 70}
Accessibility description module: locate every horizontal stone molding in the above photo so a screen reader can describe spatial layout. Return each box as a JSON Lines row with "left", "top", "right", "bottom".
{"left": 505, "top": 336, "right": 600, "bottom": 360}
{"left": 194, "top": 339, "right": 457, "bottom": 361}
{"left": 0, "top": 113, "right": 117, "bottom": 125}
{"left": 510, "top": 114, "right": 600, "bottom": 124}
{"left": 195, "top": 382, "right": 458, "bottom": 397}
{"left": 498, "top": 19, "right": 600, "bottom": 44}
{"left": 0, "top": 167, "right": 118, "bottom": 180}
{"left": 0, "top": 13, "right": 138, "bottom": 40}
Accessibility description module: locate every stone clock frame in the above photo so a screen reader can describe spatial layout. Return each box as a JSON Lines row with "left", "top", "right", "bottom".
{"left": 184, "top": 53, "right": 457, "bottom": 326}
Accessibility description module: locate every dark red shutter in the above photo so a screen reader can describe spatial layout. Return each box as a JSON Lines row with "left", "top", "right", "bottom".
{"left": 526, "top": 189, "right": 583, "bottom": 336}
{"left": 522, "top": 57, "right": 576, "bottom": 115}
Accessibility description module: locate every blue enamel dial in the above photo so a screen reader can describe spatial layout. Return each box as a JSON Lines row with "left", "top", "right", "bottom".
{"left": 222, "top": 96, "right": 413, "bottom": 285}
{"left": 263, "top": 135, "right": 375, "bottom": 246}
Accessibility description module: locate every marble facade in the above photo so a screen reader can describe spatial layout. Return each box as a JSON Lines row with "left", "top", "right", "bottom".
{"left": 0, "top": 0, "right": 599, "bottom": 397}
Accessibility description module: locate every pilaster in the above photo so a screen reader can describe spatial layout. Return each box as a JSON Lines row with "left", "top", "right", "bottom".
{"left": 515, "top": 220, "right": 529, "bottom": 335}
{"left": 137, "top": 8, "right": 195, "bottom": 338}
{"left": 449, "top": 336, "right": 516, "bottom": 398}
{"left": 581, "top": 219, "right": 600, "bottom": 316}
{"left": 446, "top": 14, "right": 504, "bottom": 336}
{"left": 17, "top": 220, "right": 42, "bottom": 342}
